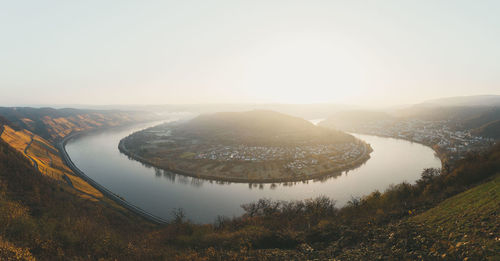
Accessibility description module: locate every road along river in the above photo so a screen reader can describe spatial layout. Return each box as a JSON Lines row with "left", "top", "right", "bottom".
{"left": 64, "top": 120, "right": 441, "bottom": 223}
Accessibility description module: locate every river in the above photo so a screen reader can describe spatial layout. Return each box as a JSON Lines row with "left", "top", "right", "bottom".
{"left": 65, "top": 119, "right": 441, "bottom": 223}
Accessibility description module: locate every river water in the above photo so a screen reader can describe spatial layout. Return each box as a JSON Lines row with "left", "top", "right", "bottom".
{"left": 65, "top": 119, "right": 441, "bottom": 223}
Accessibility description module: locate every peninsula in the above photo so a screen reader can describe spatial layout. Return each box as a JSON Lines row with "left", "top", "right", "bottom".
{"left": 119, "top": 110, "right": 372, "bottom": 182}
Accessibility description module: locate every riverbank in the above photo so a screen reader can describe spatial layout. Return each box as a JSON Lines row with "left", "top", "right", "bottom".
{"left": 347, "top": 131, "right": 449, "bottom": 171}
{"left": 58, "top": 122, "right": 169, "bottom": 224}
{"left": 118, "top": 138, "right": 373, "bottom": 184}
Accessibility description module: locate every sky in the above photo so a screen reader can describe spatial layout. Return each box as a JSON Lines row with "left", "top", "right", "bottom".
{"left": 1, "top": 1, "right": 499, "bottom": 107}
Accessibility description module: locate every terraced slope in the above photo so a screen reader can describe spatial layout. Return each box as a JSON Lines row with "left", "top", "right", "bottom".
{"left": 0, "top": 125, "right": 103, "bottom": 200}
{"left": 0, "top": 107, "right": 158, "bottom": 142}
{"left": 0, "top": 108, "right": 159, "bottom": 201}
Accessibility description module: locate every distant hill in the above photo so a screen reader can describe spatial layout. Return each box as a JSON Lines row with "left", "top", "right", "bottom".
{"left": 471, "top": 119, "right": 500, "bottom": 139}
{"left": 0, "top": 107, "right": 159, "bottom": 141}
{"left": 461, "top": 107, "right": 500, "bottom": 129}
{"left": 320, "top": 106, "right": 500, "bottom": 140}
{"left": 395, "top": 95, "right": 500, "bottom": 121}
{"left": 419, "top": 95, "right": 500, "bottom": 107}
{"left": 64, "top": 103, "right": 358, "bottom": 120}
{"left": 395, "top": 105, "right": 500, "bottom": 138}
{"left": 319, "top": 110, "right": 395, "bottom": 131}
{"left": 460, "top": 108, "right": 500, "bottom": 139}
{"left": 173, "top": 110, "right": 354, "bottom": 145}
{"left": 395, "top": 105, "right": 495, "bottom": 121}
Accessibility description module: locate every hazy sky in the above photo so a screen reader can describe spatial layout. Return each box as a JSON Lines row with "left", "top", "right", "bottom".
{"left": 1, "top": 1, "right": 499, "bottom": 107}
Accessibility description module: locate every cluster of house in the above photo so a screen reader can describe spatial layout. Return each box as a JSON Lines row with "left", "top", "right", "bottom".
{"left": 347, "top": 119, "right": 493, "bottom": 161}
{"left": 283, "top": 159, "right": 319, "bottom": 173}
{"left": 193, "top": 143, "right": 365, "bottom": 164}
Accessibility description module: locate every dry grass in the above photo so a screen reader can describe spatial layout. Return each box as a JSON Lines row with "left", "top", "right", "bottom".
{"left": 410, "top": 174, "right": 500, "bottom": 258}
{"left": 0, "top": 236, "right": 36, "bottom": 261}
{"left": 0, "top": 126, "right": 32, "bottom": 153}
{"left": 1, "top": 125, "right": 103, "bottom": 199}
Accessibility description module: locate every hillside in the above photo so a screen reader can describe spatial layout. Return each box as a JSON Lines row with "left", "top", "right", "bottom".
{"left": 174, "top": 110, "right": 354, "bottom": 145}
{"left": 319, "top": 110, "right": 395, "bottom": 130}
{"left": 86, "top": 103, "right": 357, "bottom": 121}
{"left": 419, "top": 95, "right": 500, "bottom": 107}
{"left": 463, "top": 108, "right": 500, "bottom": 139}
{"left": 409, "top": 173, "right": 499, "bottom": 258}
{"left": 461, "top": 107, "right": 500, "bottom": 129}
{"left": 394, "top": 96, "right": 500, "bottom": 128}
{"left": 0, "top": 107, "right": 161, "bottom": 205}
{"left": 322, "top": 106, "right": 500, "bottom": 145}
{"left": 0, "top": 138, "right": 165, "bottom": 259}
{"left": 0, "top": 107, "right": 158, "bottom": 142}
{"left": 472, "top": 120, "right": 500, "bottom": 139}
{"left": 0, "top": 124, "right": 103, "bottom": 200}
{"left": 395, "top": 106, "right": 494, "bottom": 121}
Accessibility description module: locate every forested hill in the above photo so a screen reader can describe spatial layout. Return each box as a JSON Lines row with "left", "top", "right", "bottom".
{"left": 472, "top": 119, "right": 500, "bottom": 139}
{"left": 173, "top": 110, "right": 354, "bottom": 145}
{"left": 322, "top": 106, "right": 500, "bottom": 140}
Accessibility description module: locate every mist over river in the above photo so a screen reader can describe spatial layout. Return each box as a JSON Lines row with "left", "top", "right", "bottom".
{"left": 65, "top": 119, "right": 441, "bottom": 223}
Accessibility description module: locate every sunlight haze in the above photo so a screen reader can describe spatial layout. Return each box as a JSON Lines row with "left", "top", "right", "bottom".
{"left": 1, "top": 1, "right": 499, "bottom": 106}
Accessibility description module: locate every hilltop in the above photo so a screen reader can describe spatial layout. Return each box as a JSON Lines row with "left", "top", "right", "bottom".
{"left": 174, "top": 110, "right": 354, "bottom": 145}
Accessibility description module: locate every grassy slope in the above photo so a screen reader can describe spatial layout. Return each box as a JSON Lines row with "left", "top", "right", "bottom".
{"left": 327, "top": 174, "right": 499, "bottom": 260}
{"left": 222, "top": 174, "right": 500, "bottom": 261}
{"left": 410, "top": 173, "right": 499, "bottom": 259}
{"left": 0, "top": 138, "right": 174, "bottom": 260}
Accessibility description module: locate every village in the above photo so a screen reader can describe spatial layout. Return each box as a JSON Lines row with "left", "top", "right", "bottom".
{"left": 342, "top": 119, "right": 494, "bottom": 164}
{"left": 193, "top": 143, "right": 362, "bottom": 162}
{"left": 191, "top": 142, "right": 367, "bottom": 174}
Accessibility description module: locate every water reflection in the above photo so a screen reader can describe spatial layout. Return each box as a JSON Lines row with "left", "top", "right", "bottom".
{"left": 138, "top": 158, "right": 366, "bottom": 189}
{"left": 145, "top": 166, "right": 355, "bottom": 190}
